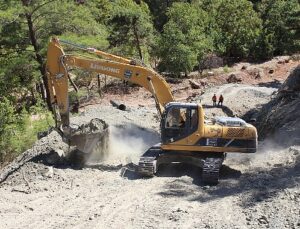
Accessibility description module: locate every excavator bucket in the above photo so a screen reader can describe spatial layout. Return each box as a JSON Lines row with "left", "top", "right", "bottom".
{"left": 66, "top": 118, "right": 110, "bottom": 167}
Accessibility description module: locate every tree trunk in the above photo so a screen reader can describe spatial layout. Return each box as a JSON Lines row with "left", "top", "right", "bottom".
{"left": 30, "top": 87, "right": 36, "bottom": 105}
{"left": 24, "top": 11, "right": 52, "bottom": 110}
{"left": 132, "top": 19, "right": 143, "bottom": 61}
{"left": 97, "top": 74, "right": 102, "bottom": 97}
{"left": 39, "top": 82, "right": 46, "bottom": 101}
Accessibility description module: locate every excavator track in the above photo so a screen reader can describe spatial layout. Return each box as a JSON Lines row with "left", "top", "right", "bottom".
{"left": 137, "top": 146, "right": 161, "bottom": 177}
{"left": 202, "top": 155, "right": 224, "bottom": 185}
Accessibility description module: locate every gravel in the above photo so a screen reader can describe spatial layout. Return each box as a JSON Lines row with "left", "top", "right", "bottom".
{"left": 0, "top": 79, "right": 299, "bottom": 229}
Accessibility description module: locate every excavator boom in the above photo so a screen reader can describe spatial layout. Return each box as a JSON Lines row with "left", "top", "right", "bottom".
{"left": 46, "top": 38, "right": 174, "bottom": 127}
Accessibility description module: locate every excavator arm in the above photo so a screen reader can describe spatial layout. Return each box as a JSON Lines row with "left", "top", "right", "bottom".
{"left": 46, "top": 37, "right": 174, "bottom": 127}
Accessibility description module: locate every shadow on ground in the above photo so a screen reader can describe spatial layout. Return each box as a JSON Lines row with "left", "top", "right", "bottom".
{"left": 154, "top": 152, "right": 300, "bottom": 209}
{"left": 203, "top": 104, "right": 235, "bottom": 117}
{"left": 257, "top": 79, "right": 282, "bottom": 89}
{"left": 122, "top": 162, "right": 241, "bottom": 184}
{"left": 153, "top": 163, "right": 242, "bottom": 198}
{"left": 121, "top": 148, "right": 300, "bottom": 209}
{"left": 192, "top": 155, "right": 300, "bottom": 207}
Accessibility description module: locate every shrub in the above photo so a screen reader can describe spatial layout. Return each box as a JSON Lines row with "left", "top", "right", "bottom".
{"left": 0, "top": 98, "right": 54, "bottom": 166}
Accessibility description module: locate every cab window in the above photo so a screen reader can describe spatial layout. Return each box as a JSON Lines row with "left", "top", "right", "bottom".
{"left": 165, "top": 107, "right": 187, "bottom": 129}
{"left": 190, "top": 108, "right": 198, "bottom": 129}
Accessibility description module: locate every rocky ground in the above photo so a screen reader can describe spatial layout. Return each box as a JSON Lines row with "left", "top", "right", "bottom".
{"left": 0, "top": 145, "right": 299, "bottom": 229}
{"left": 0, "top": 58, "right": 299, "bottom": 229}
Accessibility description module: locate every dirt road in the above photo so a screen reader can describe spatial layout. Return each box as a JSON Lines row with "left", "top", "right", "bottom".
{"left": 0, "top": 143, "right": 299, "bottom": 229}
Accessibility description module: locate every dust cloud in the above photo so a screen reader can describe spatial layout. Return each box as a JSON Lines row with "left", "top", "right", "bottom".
{"left": 226, "top": 137, "right": 287, "bottom": 169}
{"left": 106, "top": 124, "right": 160, "bottom": 164}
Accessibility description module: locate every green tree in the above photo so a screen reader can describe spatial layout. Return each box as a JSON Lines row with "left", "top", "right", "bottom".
{"left": 0, "top": 0, "right": 109, "bottom": 109}
{"left": 144, "top": 0, "right": 190, "bottom": 32}
{"left": 85, "top": 0, "right": 112, "bottom": 24}
{"left": 257, "top": 0, "right": 300, "bottom": 58}
{"left": 108, "top": 0, "right": 155, "bottom": 62}
{"left": 209, "top": 0, "right": 262, "bottom": 58}
{"left": 158, "top": 2, "right": 213, "bottom": 76}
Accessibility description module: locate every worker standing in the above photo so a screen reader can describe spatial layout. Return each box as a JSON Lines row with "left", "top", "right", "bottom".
{"left": 212, "top": 94, "right": 217, "bottom": 106}
{"left": 218, "top": 94, "right": 224, "bottom": 107}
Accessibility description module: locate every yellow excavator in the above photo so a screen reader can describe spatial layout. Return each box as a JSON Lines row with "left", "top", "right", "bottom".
{"left": 46, "top": 37, "right": 257, "bottom": 184}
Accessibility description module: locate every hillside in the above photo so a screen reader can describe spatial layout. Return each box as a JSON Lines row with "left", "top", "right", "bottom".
{"left": 256, "top": 66, "right": 300, "bottom": 145}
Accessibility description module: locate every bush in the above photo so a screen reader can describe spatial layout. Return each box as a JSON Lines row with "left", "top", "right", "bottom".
{"left": 223, "top": 65, "right": 230, "bottom": 73}
{"left": 0, "top": 98, "right": 54, "bottom": 166}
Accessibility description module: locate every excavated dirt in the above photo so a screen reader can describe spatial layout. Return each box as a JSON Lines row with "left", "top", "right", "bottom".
{"left": 0, "top": 118, "right": 110, "bottom": 184}
{"left": 0, "top": 58, "right": 299, "bottom": 229}
{"left": 68, "top": 118, "right": 110, "bottom": 166}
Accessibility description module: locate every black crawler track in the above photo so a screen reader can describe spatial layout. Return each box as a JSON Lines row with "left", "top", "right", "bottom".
{"left": 137, "top": 147, "right": 160, "bottom": 176}
{"left": 202, "top": 156, "right": 224, "bottom": 184}
{"left": 137, "top": 146, "right": 225, "bottom": 184}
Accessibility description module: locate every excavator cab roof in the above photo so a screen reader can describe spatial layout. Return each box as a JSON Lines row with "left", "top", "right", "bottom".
{"left": 165, "top": 102, "right": 199, "bottom": 109}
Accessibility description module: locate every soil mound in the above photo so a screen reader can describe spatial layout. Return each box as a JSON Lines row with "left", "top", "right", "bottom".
{"left": 0, "top": 118, "right": 110, "bottom": 183}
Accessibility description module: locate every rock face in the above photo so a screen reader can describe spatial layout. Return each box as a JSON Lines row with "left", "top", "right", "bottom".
{"left": 256, "top": 65, "right": 300, "bottom": 145}
{"left": 279, "top": 66, "right": 300, "bottom": 92}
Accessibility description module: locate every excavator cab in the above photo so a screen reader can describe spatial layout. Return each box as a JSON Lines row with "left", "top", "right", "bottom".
{"left": 161, "top": 103, "right": 199, "bottom": 144}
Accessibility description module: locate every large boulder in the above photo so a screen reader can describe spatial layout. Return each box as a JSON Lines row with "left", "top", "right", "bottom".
{"left": 198, "top": 54, "right": 224, "bottom": 71}
{"left": 227, "top": 73, "right": 243, "bottom": 83}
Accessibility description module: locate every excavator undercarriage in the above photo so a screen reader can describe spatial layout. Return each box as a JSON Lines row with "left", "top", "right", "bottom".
{"left": 138, "top": 146, "right": 225, "bottom": 184}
